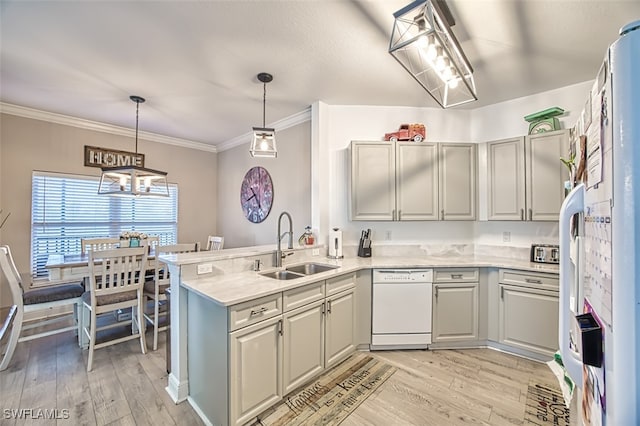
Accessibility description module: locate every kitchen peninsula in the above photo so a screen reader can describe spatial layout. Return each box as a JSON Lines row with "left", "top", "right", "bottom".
{"left": 160, "top": 243, "right": 559, "bottom": 426}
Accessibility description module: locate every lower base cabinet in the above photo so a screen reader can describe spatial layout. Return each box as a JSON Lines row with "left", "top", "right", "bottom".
{"left": 189, "top": 273, "right": 356, "bottom": 426}
{"left": 499, "top": 284, "right": 559, "bottom": 356}
{"left": 432, "top": 269, "right": 479, "bottom": 343}
{"left": 494, "top": 269, "right": 560, "bottom": 358}
{"left": 283, "top": 300, "right": 325, "bottom": 394}
{"left": 230, "top": 316, "right": 283, "bottom": 426}
{"left": 325, "top": 290, "right": 356, "bottom": 367}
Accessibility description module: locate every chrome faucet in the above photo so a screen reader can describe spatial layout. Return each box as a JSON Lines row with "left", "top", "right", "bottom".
{"left": 276, "top": 211, "right": 293, "bottom": 267}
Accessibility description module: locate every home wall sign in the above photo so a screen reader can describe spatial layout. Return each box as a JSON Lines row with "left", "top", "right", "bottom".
{"left": 84, "top": 145, "right": 145, "bottom": 168}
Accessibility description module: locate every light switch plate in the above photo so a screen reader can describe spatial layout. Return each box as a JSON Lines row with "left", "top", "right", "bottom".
{"left": 197, "top": 263, "right": 213, "bottom": 274}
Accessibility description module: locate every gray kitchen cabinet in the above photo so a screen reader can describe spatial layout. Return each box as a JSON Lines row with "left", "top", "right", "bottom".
{"left": 229, "top": 315, "right": 283, "bottom": 426}
{"left": 350, "top": 141, "right": 396, "bottom": 220}
{"left": 325, "top": 288, "right": 356, "bottom": 368}
{"left": 350, "top": 141, "right": 475, "bottom": 221}
{"left": 396, "top": 142, "right": 439, "bottom": 220}
{"left": 487, "top": 137, "right": 526, "bottom": 220}
{"left": 487, "top": 130, "right": 569, "bottom": 221}
{"left": 439, "top": 143, "right": 477, "bottom": 220}
{"left": 187, "top": 272, "right": 357, "bottom": 426}
{"left": 498, "top": 269, "right": 559, "bottom": 357}
{"left": 432, "top": 269, "right": 479, "bottom": 342}
{"left": 282, "top": 299, "right": 325, "bottom": 394}
{"left": 527, "top": 130, "right": 570, "bottom": 220}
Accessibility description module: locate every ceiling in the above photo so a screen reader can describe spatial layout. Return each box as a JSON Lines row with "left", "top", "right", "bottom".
{"left": 1, "top": 1, "right": 639, "bottom": 149}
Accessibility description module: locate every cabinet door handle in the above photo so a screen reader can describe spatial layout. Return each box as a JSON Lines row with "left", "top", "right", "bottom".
{"left": 528, "top": 208, "right": 533, "bottom": 220}
{"left": 451, "top": 274, "right": 463, "bottom": 279}
{"left": 398, "top": 210, "right": 401, "bottom": 220}
{"left": 441, "top": 210, "right": 445, "bottom": 220}
{"left": 321, "top": 302, "right": 326, "bottom": 315}
{"left": 327, "top": 300, "right": 332, "bottom": 314}
{"left": 435, "top": 286, "right": 439, "bottom": 300}
{"left": 525, "top": 278, "right": 543, "bottom": 284}
{"left": 249, "top": 307, "right": 268, "bottom": 317}
{"left": 520, "top": 209, "right": 524, "bottom": 220}
{"left": 500, "top": 286, "right": 504, "bottom": 299}
{"left": 278, "top": 319, "right": 283, "bottom": 336}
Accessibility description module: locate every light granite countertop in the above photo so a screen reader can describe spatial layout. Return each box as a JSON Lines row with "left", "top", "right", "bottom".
{"left": 180, "top": 253, "right": 559, "bottom": 307}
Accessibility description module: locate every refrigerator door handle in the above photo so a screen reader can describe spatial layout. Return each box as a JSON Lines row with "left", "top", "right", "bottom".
{"left": 559, "top": 183, "right": 586, "bottom": 385}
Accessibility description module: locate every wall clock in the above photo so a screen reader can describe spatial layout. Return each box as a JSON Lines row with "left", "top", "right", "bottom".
{"left": 240, "top": 166, "right": 274, "bottom": 223}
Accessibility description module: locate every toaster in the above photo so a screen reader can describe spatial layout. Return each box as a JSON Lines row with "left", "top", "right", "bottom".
{"left": 530, "top": 244, "right": 560, "bottom": 264}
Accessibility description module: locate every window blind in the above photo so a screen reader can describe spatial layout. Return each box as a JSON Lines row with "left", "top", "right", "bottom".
{"left": 31, "top": 171, "right": 178, "bottom": 278}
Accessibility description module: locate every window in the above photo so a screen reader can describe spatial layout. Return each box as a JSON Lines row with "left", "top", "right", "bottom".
{"left": 31, "top": 171, "right": 178, "bottom": 278}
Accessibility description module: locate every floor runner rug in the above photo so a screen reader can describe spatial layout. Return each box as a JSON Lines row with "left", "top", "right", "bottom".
{"left": 254, "top": 353, "right": 396, "bottom": 426}
{"left": 524, "top": 382, "right": 571, "bottom": 426}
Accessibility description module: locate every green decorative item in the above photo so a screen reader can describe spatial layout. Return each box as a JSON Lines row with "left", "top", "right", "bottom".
{"left": 524, "top": 107, "right": 564, "bottom": 134}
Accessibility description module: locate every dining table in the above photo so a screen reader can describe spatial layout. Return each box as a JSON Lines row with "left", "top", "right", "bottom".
{"left": 44, "top": 251, "right": 156, "bottom": 284}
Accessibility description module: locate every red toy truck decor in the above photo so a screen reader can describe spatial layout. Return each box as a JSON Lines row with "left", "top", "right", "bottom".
{"left": 384, "top": 123, "right": 426, "bottom": 142}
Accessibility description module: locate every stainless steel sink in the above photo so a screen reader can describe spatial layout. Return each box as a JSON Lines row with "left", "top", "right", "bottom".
{"left": 260, "top": 270, "right": 304, "bottom": 280}
{"left": 285, "top": 263, "right": 339, "bottom": 276}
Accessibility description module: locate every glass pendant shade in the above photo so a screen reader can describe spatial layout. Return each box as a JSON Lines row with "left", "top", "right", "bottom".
{"left": 98, "top": 165, "right": 169, "bottom": 197}
{"left": 99, "top": 95, "right": 169, "bottom": 197}
{"left": 389, "top": 0, "right": 477, "bottom": 108}
{"left": 250, "top": 127, "right": 277, "bottom": 158}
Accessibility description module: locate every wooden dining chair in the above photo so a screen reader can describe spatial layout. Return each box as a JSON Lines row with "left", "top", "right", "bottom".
{"left": 0, "top": 245, "right": 84, "bottom": 371}
{"left": 82, "top": 247, "right": 148, "bottom": 371}
{"left": 206, "top": 235, "right": 224, "bottom": 251}
{"left": 81, "top": 237, "right": 121, "bottom": 254}
{"left": 143, "top": 242, "right": 200, "bottom": 351}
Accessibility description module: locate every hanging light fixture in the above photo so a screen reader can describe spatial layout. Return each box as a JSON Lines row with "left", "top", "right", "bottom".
{"left": 98, "top": 96, "right": 169, "bottom": 197}
{"left": 389, "top": 0, "right": 477, "bottom": 108}
{"left": 250, "top": 72, "right": 277, "bottom": 158}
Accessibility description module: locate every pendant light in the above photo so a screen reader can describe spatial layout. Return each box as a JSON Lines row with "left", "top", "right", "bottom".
{"left": 389, "top": 0, "right": 477, "bottom": 108}
{"left": 250, "top": 72, "right": 277, "bottom": 158}
{"left": 98, "top": 96, "right": 169, "bottom": 197}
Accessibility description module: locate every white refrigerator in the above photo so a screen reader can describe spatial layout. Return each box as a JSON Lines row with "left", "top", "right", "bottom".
{"left": 559, "top": 20, "right": 640, "bottom": 425}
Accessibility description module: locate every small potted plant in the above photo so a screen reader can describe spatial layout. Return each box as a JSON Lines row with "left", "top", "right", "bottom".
{"left": 119, "top": 231, "right": 148, "bottom": 247}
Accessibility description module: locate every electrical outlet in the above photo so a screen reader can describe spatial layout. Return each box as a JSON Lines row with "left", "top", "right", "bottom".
{"left": 197, "top": 263, "right": 213, "bottom": 274}
{"left": 502, "top": 231, "right": 511, "bottom": 243}
{"left": 312, "top": 248, "right": 320, "bottom": 256}
{"left": 385, "top": 230, "right": 392, "bottom": 240}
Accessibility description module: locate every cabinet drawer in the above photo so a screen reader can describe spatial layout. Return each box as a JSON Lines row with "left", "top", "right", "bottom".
{"left": 228, "top": 293, "right": 282, "bottom": 331}
{"left": 434, "top": 268, "right": 479, "bottom": 283}
{"left": 326, "top": 273, "right": 355, "bottom": 296}
{"left": 283, "top": 281, "right": 325, "bottom": 312}
{"left": 499, "top": 269, "right": 558, "bottom": 291}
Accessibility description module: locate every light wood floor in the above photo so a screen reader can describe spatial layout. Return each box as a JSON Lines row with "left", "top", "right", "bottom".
{"left": 1, "top": 324, "right": 558, "bottom": 426}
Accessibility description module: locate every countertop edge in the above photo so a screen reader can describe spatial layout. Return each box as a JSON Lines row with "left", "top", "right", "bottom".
{"left": 181, "top": 255, "right": 559, "bottom": 307}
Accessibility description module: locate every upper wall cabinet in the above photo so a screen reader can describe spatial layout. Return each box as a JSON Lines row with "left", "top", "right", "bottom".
{"left": 487, "top": 129, "right": 569, "bottom": 221}
{"left": 439, "top": 143, "right": 477, "bottom": 221}
{"left": 350, "top": 141, "right": 476, "bottom": 221}
{"left": 349, "top": 141, "right": 396, "bottom": 221}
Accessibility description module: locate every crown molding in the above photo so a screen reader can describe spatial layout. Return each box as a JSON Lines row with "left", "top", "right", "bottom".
{"left": 216, "top": 106, "right": 312, "bottom": 152}
{"left": 0, "top": 102, "right": 217, "bottom": 153}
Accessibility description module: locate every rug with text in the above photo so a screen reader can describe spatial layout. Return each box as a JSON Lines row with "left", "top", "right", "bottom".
{"left": 254, "top": 353, "right": 395, "bottom": 426}
{"left": 524, "top": 382, "right": 571, "bottom": 426}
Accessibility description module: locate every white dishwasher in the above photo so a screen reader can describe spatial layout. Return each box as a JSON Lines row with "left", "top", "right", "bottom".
{"left": 371, "top": 269, "right": 433, "bottom": 350}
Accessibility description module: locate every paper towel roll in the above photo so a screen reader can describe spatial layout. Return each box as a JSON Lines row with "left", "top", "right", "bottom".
{"left": 329, "top": 228, "right": 343, "bottom": 258}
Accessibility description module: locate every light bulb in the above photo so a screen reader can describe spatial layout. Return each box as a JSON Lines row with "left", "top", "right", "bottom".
{"left": 435, "top": 55, "right": 446, "bottom": 71}
{"left": 144, "top": 177, "right": 151, "bottom": 189}
{"left": 442, "top": 60, "right": 453, "bottom": 80}
{"left": 417, "top": 35, "right": 429, "bottom": 49}
{"left": 448, "top": 78, "right": 459, "bottom": 89}
{"left": 260, "top": 138, "right": 269, "bottom": 151}
{"left": 426, "top": 44, "right": 437, "bottom": 61}
{"left": 119, "top": 176, "right": 127, "bottom": 191}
